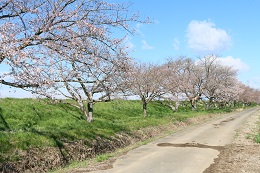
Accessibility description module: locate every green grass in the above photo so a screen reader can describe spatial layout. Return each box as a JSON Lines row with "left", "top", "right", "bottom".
{"left": 254, "top": 134, "right": 260, "bottom": 143}
{"left": 254, "top": 117, "right": 260, "bottom": 143}
{"left": 95, "top": 153, "right": 111, "bottom": 162}
{"left": 0, "top": 98, "right": 241, "bottom": 163}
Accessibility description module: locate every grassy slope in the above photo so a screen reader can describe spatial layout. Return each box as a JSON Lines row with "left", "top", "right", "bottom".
{"left": 0, "top": 98, "right": 233, "bottom": 162}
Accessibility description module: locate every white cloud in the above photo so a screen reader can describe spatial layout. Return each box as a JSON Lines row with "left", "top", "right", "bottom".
{"left": 173, "top": 38, "right": 180, "bottom": 50}
{"left": 187, "top": 20, "right": 232, "bottom": 54}
{"left": 217, "top": 56, "right": 250, "bottom": 72}
{"left": 142, "top": 40, "right": 154, "bottom": 50}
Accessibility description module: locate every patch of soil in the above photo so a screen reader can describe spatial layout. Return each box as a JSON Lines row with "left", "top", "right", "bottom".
{"left": 204, "top": 144, "right": 260, "bottom": 173}
{"left": 204, "top": 110, "right": 260, "bottom": 173}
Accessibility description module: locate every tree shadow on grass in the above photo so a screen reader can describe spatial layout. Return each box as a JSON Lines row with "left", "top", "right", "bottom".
{"left": 0, "top": 107, "right": 10, "bottom": 131}
{"left": 57, "top": 103, "right": 83, "bottom": 120}
{"left": 1, "top": 99, "right": 132, "bottom": 171}
{"left": 30, "top": 128, "right": 72, "bottom": 164}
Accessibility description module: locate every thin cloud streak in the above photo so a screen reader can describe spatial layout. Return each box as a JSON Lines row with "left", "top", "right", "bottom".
{"left": 142, "top": 40, "right": 154, "bottom": 50}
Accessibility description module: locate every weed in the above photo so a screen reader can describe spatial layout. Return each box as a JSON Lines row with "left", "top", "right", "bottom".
{"left": 246, "top": 134, "right": 251, "bottom": 139}
{"left": 95, "top": 153, "right": 111, "bottom": 162}
{"left": 254, "top": 134, "right": 260, "bottom": 143}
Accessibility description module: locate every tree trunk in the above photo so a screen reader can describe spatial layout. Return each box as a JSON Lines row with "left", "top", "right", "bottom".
{"left": 142, "top": 101, "right": 147, "bottom": 117}
{"left": 207, "top": 96, "right": 216, "bottom": 109}
{"left": 169, "top": 104, "right": 176, "bottom": 111}
{"left": 160, "top": 100, "right": 178, "bottom": 112}
{"left": 175, "top": 101, "right": 180, "bottom": 111}
{"left": 78, "top": 100, "right": 94, "bottom": 123}
{"left": 87, "top": 102, "right": 94, "bottom": 122}
{"left": 191, "top": 99, "right": 196, "bottom": 111}
{"left": 80, "top": 103, "right": 89, "bottom": 122}
{"left": 233, "top": 100, "right": 237, "bottom": 107}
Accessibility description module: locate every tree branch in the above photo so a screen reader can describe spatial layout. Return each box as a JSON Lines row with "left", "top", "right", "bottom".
{"left": 0, "top": 80, "right": 39, "bottom": 88}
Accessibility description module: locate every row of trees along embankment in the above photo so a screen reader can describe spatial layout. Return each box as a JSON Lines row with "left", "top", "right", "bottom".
{"left": 1, "top": 1, "right": 260, "bottom": 123}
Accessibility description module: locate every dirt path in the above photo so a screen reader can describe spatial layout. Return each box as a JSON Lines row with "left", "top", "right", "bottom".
{"left": 67, "top": 108, "right": 260, "bottom": 173}
{"left": 81, "top": 107, "right": 260, "bottom": 173}
{"left": 204, "top": 107, "right": 260, "bottom": 173}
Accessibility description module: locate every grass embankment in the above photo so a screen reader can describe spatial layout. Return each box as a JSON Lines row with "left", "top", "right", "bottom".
{"left": 0, "top": 98, "right": 237, "bottom": 171}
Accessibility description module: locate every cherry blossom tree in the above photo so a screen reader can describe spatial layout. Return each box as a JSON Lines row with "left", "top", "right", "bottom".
{"left": 0, "top": 0, "right": 149, "bottom": 122}
{"left": 124, "top": 62, "right": 165, "bottom": 117}
{"left": 197, "top": 55, "right": 237, "bottom": 109}
{"left": 159, "top": 57, "right": 205, "bottom": 111}
{"left": 160, "top": 57, "right": 190, "bottom": 111}
{"left": 238, "top": 84, "right": 260, "bottom": 106}
{"left": 163, "top": 55, "right": 240, "bottom": 110}
{"left": 176, "top": 58, "right": 204, "bottom": 110}
{"left": 215, "top": 79, "right": 242, "bottom": 108}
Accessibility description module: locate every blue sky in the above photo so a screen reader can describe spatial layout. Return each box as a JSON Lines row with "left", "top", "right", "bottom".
{"left": 1, "top": 0, "right": 260, "bottom": 97}
{"left": 125, "top": 0, "right": 260, "bottom": 87}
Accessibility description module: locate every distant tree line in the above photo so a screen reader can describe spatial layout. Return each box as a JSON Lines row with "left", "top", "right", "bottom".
{"left": 123, "top": 55, "right": 260, "bottom": 117}
{"left": 1, "top": 0, "right": 259, "bottom": 122}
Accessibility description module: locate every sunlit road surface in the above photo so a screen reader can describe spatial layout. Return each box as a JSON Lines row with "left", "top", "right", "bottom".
{"left": 90, "top": 107, "right": 259, "bottom": 173}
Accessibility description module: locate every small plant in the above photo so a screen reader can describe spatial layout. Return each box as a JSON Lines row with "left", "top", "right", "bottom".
{"left": 224, "top": 108, "right": 232, "bottom": 113}
{"left": 95, "top": 153, "right": 111, "bottom": 162}
{"left": 254, "top": 134, "right": 260, "bottom": 143}
{"left": 245, "top": 134, "right": 251, "bottom": 139}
